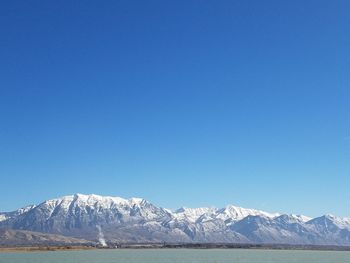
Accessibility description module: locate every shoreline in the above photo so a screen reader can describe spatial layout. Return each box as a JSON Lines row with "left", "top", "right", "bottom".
{"left": 0, "top": 246, "right": 95, "bottom": 253}
{"left": 1, "top": 243, "right": 350, "bottom": 253}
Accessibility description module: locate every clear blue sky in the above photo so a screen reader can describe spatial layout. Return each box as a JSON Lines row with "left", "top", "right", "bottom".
{"left": 1, "top": 1, "right": 349, "bottom": 217}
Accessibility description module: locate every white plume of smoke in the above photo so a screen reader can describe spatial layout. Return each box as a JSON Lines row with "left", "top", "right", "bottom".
{"left": 96, "top": 225, "right": 107, "bottom": 247}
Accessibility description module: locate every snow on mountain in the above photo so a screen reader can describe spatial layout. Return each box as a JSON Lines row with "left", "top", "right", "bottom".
{"left": 0, "top": 194, "right": 174, "bottom": 241}
{"left": 273, "top": 214, "right": 312, "bottom": 225}
{"left": 321, "top": 215, "right": 350, "bottom": 230}
{"left": 307, "top": 215, "right": 350, "bottom": 232}
{"left": 231, "top": 214, "right": 318, "bottom": 244}
{"left": 215, "top": 205, "right": 279, "bottom": 224}
{"left": 0, "top": 214, "right": 7, "bottom": 222}
{"left": 1, "top": 194, "right": 349, "bottom": 245}
{"left": 0, "top": 205, "right": 36, "bottom": 222}
{"left": 289, "top": 214, "right": 312, "bottom": 223}
{"left": 173, "top": 207, "right": 218, "bottom": 223}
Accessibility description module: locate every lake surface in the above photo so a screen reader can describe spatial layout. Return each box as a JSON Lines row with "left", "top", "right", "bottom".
{"left": 0, "top": 249, "right": 349, "bottom": 263}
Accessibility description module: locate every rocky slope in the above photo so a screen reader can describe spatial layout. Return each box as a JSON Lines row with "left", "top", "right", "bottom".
{"left": 0, "top": 229, "right": 91, "bottom": 247}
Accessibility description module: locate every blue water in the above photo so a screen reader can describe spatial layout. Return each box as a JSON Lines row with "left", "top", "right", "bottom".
{"left": 0, "top": 249, "right": 349, "bottom": 263}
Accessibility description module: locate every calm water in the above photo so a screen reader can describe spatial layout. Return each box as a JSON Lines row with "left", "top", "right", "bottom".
{"left": 0, "top": 249, "right": 349, "bottom": 263}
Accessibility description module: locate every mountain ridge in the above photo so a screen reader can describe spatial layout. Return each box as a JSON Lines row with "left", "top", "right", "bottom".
{"left": 1, "top": 193, "right": 349, "bottom": 246}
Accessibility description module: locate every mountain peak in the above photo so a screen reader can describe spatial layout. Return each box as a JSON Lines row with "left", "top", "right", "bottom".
{"left": 216, "top": 204, "right": 279, "bottom": 221}
{"left": 1, "top": 194, "right": 350, "bottom": 246}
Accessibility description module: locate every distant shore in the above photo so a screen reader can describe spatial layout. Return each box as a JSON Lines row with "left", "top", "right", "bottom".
{"left": 0, "top": 246, "right": 95, "bottom": 252}
{"left": 1, "top": 243, "right": 350, "bottom": 252}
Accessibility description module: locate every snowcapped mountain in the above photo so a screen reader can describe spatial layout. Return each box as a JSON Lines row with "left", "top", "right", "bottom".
{"left": 0, "top": 194, "right": 178, "bottom": 242}
{"left": 1, "top": 194, "right": 349, "bottom": 246}
{"left": 0, "top": 205, "right": 36, "bottom": 222}
{"left": 173, "top": 207, "right": 217, "bottom": 223}
{"left": 215, "top": 205, "right": 279, "bottom": 225}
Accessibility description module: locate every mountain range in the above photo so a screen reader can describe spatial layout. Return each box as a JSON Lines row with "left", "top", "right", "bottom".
{"left": 1, "top": 194, "right": 350, "bottom": 246}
